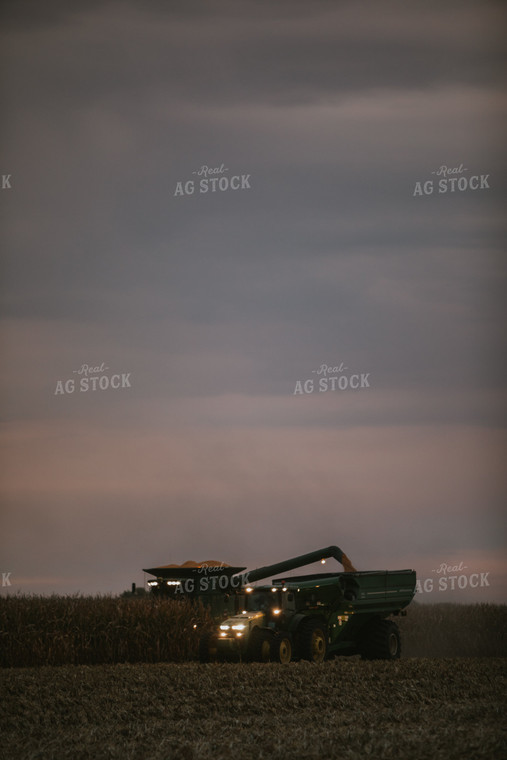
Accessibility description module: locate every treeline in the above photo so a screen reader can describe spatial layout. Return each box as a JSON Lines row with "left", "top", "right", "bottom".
{"left": 0, "top": 595, "right": 505, "bottom": 667}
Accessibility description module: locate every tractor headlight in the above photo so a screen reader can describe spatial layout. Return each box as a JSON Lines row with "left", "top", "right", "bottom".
{"left": 231, "top": 623, "right": 246, "bottom": 631}
{"left": 220, "top": 624, "right": 230, "bottom": 631}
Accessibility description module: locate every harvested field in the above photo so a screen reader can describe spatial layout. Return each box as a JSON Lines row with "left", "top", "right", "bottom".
{"left": 1, "top": 658, "right": 506, "bottom": 759}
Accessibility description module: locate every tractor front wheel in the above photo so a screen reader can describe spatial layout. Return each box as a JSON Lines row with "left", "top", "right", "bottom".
{"left": 247, "top": 628, "right": 272, "bottom": 662}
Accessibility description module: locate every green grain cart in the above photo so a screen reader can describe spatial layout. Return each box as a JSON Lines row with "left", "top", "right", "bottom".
{"left": 144, "top": 545, "right": 416, "bottom": 663}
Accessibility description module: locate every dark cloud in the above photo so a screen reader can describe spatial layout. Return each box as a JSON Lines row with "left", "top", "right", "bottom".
{"left": 1, "top": 0, "right": 506, "bottom": 121}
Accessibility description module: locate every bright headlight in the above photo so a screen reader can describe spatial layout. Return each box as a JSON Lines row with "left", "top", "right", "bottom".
{"left": 220, "top": 624, "right": 230, "bottom": 631}
{"left": 232, "top": 623, "right": 246, "bottom": 631}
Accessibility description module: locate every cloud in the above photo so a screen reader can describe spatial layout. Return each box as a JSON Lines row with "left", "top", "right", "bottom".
{"left": 0, "top": 0, "right": 505, "bottom": 598}
{"left": 1, "top": 414, "right": 505, "bottom": 594}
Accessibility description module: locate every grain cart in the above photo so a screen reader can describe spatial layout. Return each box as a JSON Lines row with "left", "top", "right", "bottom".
{"left": 143, "top": 545, "right": 416, "bottom": 663}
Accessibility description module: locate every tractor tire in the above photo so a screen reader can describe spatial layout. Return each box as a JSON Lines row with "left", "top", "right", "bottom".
{"left": 359, "top": 618, "right": 401, "bottom": 660}
{"left": 270, "top": 633, "right": 292, "bottom": 664}
{"left": 247, "top": 628, "right": 272, "bottom": 662}
{"left": 298, "top": 618, "right": 328, "bottom": 663}
{"left": 198, "top": 633, "right": 219, "bottom": 663}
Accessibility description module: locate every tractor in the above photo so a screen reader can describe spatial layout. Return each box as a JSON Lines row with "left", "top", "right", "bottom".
{"left": 143, "top": 545, "right": 416, "bottom": 663}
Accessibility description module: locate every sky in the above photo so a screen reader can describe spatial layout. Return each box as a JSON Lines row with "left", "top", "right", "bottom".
{"left": 1, "top": 0, "right": 506, "bottom": 603}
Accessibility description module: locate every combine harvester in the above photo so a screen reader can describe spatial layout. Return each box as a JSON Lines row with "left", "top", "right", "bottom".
{"left": 143, "top": 545, "right": 416, "bottom": 663}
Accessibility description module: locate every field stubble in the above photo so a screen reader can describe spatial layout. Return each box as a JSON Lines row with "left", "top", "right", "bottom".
{"left": 1, "top": 598, "right": 506, "bottom": 758}
{"left": 1, "top": 658, "right": 506, "bottom": 760}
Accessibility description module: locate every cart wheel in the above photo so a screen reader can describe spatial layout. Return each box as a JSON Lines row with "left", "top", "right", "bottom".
{"left": 359, "top": 619, "right": 401, "bottom": 660}
{"left": 298, "top": 619, "right": 327, "bottom": 663}
{"left": 271, "top": 633, "right": 292, "bottom": 664}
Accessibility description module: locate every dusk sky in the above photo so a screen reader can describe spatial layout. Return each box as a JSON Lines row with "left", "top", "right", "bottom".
{"left": 1, "top": 0, "right": 506, "bottom": 603}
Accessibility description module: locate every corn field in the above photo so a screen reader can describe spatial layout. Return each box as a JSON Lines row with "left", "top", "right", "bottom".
{"left": 0, "top": 595, "right": 505, "bottom": 667}
{"left": 0, "top": 595, "right": 214, "bottom": 667}
{"left": 397, "top": 601, "right": 507, "bottom": 657}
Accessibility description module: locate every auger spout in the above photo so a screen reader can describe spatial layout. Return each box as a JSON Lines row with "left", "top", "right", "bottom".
{"left": 238, "top": 545, "right": 357, "bottom": 584}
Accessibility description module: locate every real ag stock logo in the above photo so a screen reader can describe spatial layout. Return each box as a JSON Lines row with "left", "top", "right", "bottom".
{"left": 174, "top": 163, "right": 251, "bottom": 197}
{"left": 415, "top": 560, "right": 490, "bottom": 595}
{"left": 413, "top": 163, "right": 490, "bottom": 197}
{"left": 54, "top": 362, "right": 132, "bottom": 396}
{"left": 293, "top": 362, "right": 371, "bottom": 395}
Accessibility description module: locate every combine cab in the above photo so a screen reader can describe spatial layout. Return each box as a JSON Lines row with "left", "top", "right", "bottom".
{"left": 143, "top": 546, "right": 416, "bottom": 663}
